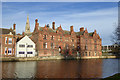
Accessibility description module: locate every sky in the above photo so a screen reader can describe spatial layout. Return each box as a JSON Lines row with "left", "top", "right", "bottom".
{"left": 2, "top": 2, "right": 118, "bottom": 45}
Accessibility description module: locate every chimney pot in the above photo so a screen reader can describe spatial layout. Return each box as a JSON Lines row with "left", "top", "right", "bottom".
{"left": 13, "top": 23, "right": 16, "bottom": 30}
{"left": 80, "top": 27, "right": 84, "bottom": 32}
{"left": 35, "top": 19, "right": 38, "bottom": 23}
{"left": 52, "top": 22, "right": 55, "bottom": 30}
{"left": 70, "top": 26, "right": 73, "bottom": 32}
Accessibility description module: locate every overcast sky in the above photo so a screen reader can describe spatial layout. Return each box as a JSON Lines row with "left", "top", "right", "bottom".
{"left": 2, "top": 2, "right": 118, "bottom": 45}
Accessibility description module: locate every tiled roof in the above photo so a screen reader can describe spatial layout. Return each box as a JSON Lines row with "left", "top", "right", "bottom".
{"left": 75, "top": 31, "right": 85, "bottom": 36}
{"left": 39, "top": 27, "right": 56, "bottom": 33}
{"left": 38, "top": 27, "right": 94, "bottom": 36}
{"left": 63, "top": 30, "right": 70, "bottom": 35}
{"left": 75, "top": 31, "right": 94, "bottom": 37}
{"left": 0, "top": 28, "right": 15, "bottom": 35}
{"left": 89, "top": 32, "right": 94, "bottom": 36}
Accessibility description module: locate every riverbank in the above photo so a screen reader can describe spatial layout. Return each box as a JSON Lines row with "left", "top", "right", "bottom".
{"left": 0, "top": 56, "right": 119, "bottom": 62}
{"left": 102, "top": 73, "right": 120, "bottom": 80}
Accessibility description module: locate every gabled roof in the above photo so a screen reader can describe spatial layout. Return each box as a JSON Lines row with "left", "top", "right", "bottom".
{"left": 0, "top": 28, "right": 15, "bottom": 35}
{"left": 17, "top": 35, "right": 35, "bottom": 44}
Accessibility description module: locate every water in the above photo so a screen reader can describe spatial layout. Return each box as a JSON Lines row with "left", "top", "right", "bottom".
{"left": 1, "top": 59, "right": 120, "bottom": 78}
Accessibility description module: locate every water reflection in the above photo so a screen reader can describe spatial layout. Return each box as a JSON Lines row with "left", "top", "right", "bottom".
{"left": 14, "top": 61, "right": 37, "bottom": 78}
{"left": 2, "top": 62, "right": 16, "bottom": 78}
{"left": 102, "top": 59, "right": 119, "bottom": 78}
{"left": 2, "top": 61, "right": 37, "bottom": 78}
{"left": 35, "top": 59, "right": 102, "bottom": 78}
{"left": 1, "top": 59, "right": 119, "bottom": 78}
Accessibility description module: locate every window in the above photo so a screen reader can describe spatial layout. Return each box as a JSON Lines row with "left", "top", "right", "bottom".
{"left": 51, "top": 43, "right": 54, "bottom": 49}
{"left": 19, "top": 52, "right": 25, "bottom": 54}
{"left": 5, "top": 47, "right": 7, "bottom": 55}
{"left": 43, "top": 42, "right": 47, "bottom": 48}
{"left": 43, "top": 35, "right": 47, "bottom": 40}
{"left": 89, "top": 52, "right": 90, "bottom": 56}
{"left": 95, "top": 52, "right": 97, "bottom": 56}
{"left": 95, "top": 45, "right": 97, "bottom": 49}
{"left": 95, "top": 40, "right": 96, "bottom": 43}
{"left": 60, "top": 36, "right": 62, "bottom": 41}
{"left": 72, "top": 39, "right": 74, "bottom": 42}
{"left": 8, "top": 48, "right": 12, "bottom": 55}
{"left": 85, "top": 45, "right": 87, "bottom": 50}
{"left": 27, "top": 45, "right": 33, "bottom": 48}
{"left": 83, "top": 53, "right": 84, "bottom": 56}
{"left": 5, "top": 37, "right": 7, "bottom": 44}
{"left": 27, "top": 52, "right": 33, "bottom": 54}
{"left": 19, "top": 44, "right": 25, "bottom": 47}
{"left": 8, "top": 38, "right": 12, "bottom": 44}
{"left": 73, "top": 44, "right": 75, "bottom": 48}
{"left": 65, "top": 44, "right": 69, "bottom": 49}
{"left": 51, "top": 36, "right": 54, "bottom": 40}
{"left": 85, "top": 52, "right": 87, "bottom": 56}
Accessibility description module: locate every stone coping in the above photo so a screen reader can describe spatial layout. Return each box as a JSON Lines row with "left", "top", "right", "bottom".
{"left": 0, "top": 56, "right": 119, "bottom": 62}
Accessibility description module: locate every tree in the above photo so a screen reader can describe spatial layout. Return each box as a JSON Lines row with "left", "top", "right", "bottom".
{"left": 111, "top": 23, "right": 120, "bottom": 55}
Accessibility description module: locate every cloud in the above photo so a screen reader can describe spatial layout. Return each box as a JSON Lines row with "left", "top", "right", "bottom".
{"left": 2, "top": 2, "right": 118, "bottom": 45}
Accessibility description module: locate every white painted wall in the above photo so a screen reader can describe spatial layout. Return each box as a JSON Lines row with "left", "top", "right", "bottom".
{"left": 16, "top": 35, "right": 36, "bottom": 57}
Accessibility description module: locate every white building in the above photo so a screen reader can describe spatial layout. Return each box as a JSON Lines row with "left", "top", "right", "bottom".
{"left": 16, "top": 35, "right": 36, "bottom": 57}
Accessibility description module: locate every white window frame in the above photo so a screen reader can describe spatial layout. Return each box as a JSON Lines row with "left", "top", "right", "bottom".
{"left": 8, "top": 48, "right": 12, "bottom": 55}
{"left": 8, "top": 37, "right": 12, "bottom": 44}
{"left": 5, "top": 37, "right": 7, "bottom": 44}
{"left": 45, "top": 43, "right": 47, "bottom": 48}
{"left": 5, "top": 47, "right": 7, "bottom": 55}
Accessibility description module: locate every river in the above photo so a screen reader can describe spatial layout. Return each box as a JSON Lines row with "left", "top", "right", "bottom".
{"left": 1, "top": 59, "right": 120, "bottom": 78}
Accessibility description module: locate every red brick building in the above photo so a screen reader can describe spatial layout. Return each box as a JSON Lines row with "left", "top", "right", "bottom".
{"left": 0, "top": 24, "right": 22, "bottom": 57}
{"left": 31, "top": 19, "right": 102, "bottom": 57}
{"left": 0, "top": 17, "right": 102, "bottom": 57}
{"left": 76, "top": 27, "right": 102, "bottom": 57}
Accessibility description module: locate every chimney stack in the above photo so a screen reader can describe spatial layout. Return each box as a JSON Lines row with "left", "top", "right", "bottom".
{"left": 52, "top": 22, "right": 55, "bottom": 30}
{"left": 80, "top": 27, "right": 84, "bottom": 32}
{"left": 22, "top": 32, "right": 25, "bottom": 36}
{"left": 35, "top": 19, "right": 38, "bottom": 23}
{"left": 70, "top": 26, "right": 74, "bottom": 32}
{"left": 34, "top": 19, "right": 39, "bottom": 32}
{"left": 13, "top": 23, "right": 16, "bottom": 30}
{"left": 94, "top": 30, "right": 96, "bottom": 34}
